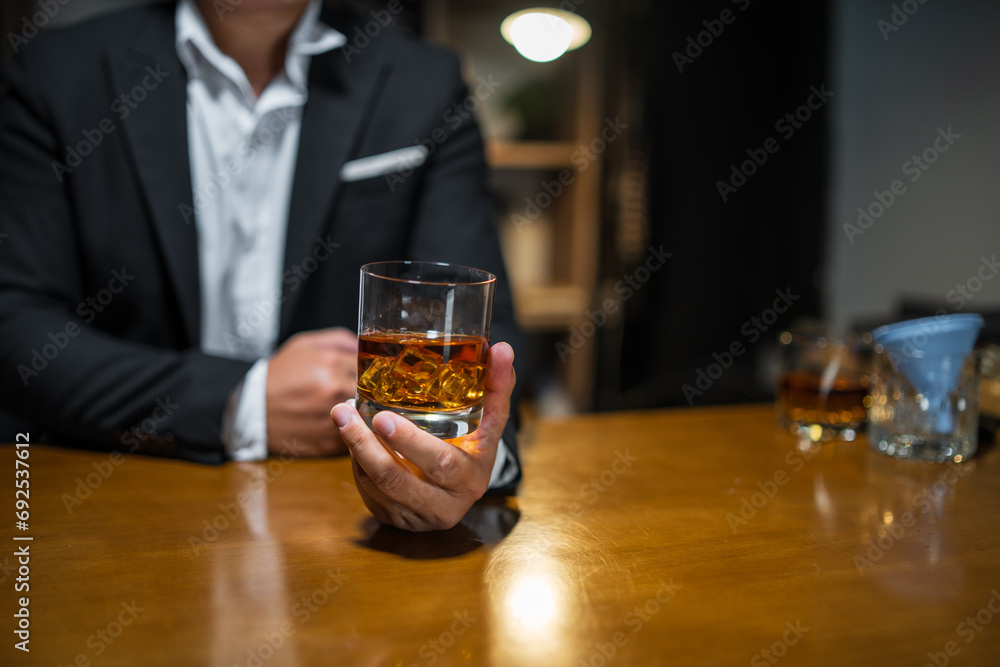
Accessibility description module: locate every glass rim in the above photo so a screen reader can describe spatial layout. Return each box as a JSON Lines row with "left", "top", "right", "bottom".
{"left": 360, "top": 261, "right": 496, "bottom": 287}
{"left": 871, "top": 313, "right": 984, "bottom": 347}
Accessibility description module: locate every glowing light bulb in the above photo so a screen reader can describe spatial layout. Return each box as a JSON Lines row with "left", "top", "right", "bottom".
{"left": 501, "top": 9, "right": 592, "bottom": 63}
{"left": 509, "top": 13, "right": 572, "bottom": 62}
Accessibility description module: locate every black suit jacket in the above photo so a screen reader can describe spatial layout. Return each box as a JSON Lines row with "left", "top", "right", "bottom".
{"left": 0, "top": 1, "right": 521, "bottom": 486}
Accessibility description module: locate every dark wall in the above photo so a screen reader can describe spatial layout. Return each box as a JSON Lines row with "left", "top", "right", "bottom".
{"left": 2, "top": 1, "right": 36, "bottom": 67}
{"left": 615, "top": 0, "right": 830, "bottom": 409}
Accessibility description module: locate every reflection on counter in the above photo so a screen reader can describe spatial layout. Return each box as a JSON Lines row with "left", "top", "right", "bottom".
{"left": 855, "top": 453, "right": 978, "bottom": 600}
{"left": 485, "top": 520, "right": 613, "bottom": 667}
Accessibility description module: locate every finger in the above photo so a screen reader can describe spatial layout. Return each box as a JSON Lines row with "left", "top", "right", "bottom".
{"left": 331, "top": 402, "right": 444, "bottom": 510}
{"left": 324, "top": 373, "right": 356, "bottom": 401}
{"left": 349, "top": 457, "right": 440, "bottom": 531}
{"left": 350, "top": 457, "right": 394, "bottom": 524}
{"left": 470, "top": 342, "right": 515, "bottom": 450}
{"left": 331, "top": 352, "right": 359, "bottom": 382}
{"left": 350, "top": 456, "right": 462, "bottom": 532}
{"left": 370, "top": 411, "right": 477, "bottom": 491}
{"left": 312, "top": 355, "right": 357, "bottom": 402}
{"left": 313, "top": 327, "right": 359, "bottom": 352}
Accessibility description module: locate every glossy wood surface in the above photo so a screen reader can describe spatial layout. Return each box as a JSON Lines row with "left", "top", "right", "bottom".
{"left": 4, "top": 404, "right": 1000, "bottom": 666}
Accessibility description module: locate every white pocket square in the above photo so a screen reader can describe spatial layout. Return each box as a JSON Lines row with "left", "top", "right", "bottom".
{"left": 339, "top": 146, "right": 429, "bottom": 182}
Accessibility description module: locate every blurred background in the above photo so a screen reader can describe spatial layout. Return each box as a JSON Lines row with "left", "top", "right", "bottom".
{"left": 5, "top": 0, "right": 1000, "bottom": 418}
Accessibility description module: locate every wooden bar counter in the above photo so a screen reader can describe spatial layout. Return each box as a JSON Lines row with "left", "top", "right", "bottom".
{"left": 4, "top": 404, "right": 1000, "bottom": 666}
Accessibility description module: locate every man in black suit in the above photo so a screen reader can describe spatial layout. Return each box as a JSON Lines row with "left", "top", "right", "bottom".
{"left": 0, "top": 0, "right": 521, "bottom": 531}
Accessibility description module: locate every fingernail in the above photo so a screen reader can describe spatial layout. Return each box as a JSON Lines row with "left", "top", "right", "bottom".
{"left": 373, "top": 413, "right": 395, "bottom": 437}
{"left": 332, "top": 405, "right": 351, "bottom": 428}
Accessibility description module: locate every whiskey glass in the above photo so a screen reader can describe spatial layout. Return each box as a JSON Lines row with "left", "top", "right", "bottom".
{"left": 356, "top": 261, "right": 496, "bottom": 439}
{"left": 776, "top": 327, "right": 871, "bottom": 442}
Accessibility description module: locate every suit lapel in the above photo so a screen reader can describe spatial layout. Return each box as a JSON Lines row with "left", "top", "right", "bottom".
{"left": 107, "top": 5, "right": 391, "bottom": 345}
{"left": 279, "top": 49, "right": 389, "bottom": 339}
{"left": 109, "top": 8, "right": 201, "bottom": 346}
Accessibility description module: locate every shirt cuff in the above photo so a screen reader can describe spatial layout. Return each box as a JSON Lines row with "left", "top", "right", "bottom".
{"left": 488, "top": 437, "right": 519, "bottom": 489}
{"left": 223, "top": 358, "right": 270, "bottom": 462}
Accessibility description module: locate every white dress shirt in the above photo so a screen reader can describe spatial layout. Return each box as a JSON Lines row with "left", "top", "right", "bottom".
{"left": 176, "top": 0, "right": 342, "bottom": 462}
{"left": 175, "top": 0, "right": 516, "bottom": 488}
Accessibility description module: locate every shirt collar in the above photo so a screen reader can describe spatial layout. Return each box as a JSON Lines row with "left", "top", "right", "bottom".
{"left": 175, "top": 0, "right": 345, "bottom": 102}
{"left": 283, "top": 0, "right": 347, "bottom": 88}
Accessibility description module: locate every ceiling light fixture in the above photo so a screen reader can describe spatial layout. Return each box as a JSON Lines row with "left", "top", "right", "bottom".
{"left": 500, "top": 8, "right": 592, "bottom": 63}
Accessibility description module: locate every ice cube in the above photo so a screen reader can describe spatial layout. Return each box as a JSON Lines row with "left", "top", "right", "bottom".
{"left": 435, "top": 360, "right": 485, "bottom": 407}
{"left": 391, "top": 345, "right": 446, "bottom": 401}
{"left": 358, "top": 356, "right": 394, "bottom": 396}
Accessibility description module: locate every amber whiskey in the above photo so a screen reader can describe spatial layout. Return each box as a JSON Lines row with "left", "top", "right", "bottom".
{"left": 357, "top": 332, "right": 488, "bottom": 412}
{"left": 777, "top": 369, "right": 869, "bottom": 439}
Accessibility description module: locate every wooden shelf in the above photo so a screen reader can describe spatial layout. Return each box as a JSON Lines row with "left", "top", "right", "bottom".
{"left": 487, "top": 141, "right": 577, "bottom": 169}
{"left": 513, "top": 284, "right": 589, "bottom": 330}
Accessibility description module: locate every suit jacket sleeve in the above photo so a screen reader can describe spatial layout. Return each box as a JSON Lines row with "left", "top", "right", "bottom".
{"left": 0, "top": 47, "right": 252, "bottom": 464}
